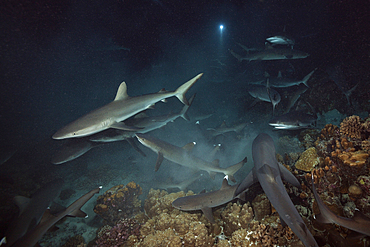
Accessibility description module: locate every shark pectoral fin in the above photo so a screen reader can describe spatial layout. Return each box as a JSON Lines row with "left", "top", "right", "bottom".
{"left": 69, "top": 209, "right": 87, "bottom": 218}
{"left": 201, "top": 206, "right": 215, "bottom": 223}
{"left": 314, "top": 212, "right": 332, "bottom": 224}
{"left": 278, "top": 163, "right": 301, "bottom": 188}
{"left": 285, "top": 54, "right": 293, "bottom": 59}
{"left": 110, "top": 122, "right": 143, "bottom": 131}
{"left": 126, "top": 138, "right": 146, "bottom": 157}
{"left": 13, "top": 195, "right": 31, "bottom": 215}
{"left": 221, "top": 178, "right": 231, "bottom": 190}
{"left": 155, "top": 153, "right": 164, "bottom": 172}
{"left": 234, "top": 168, "right": 257, "bottom": 197}
{"left": 182, "top": 142, "right": 195, "bottom": 152}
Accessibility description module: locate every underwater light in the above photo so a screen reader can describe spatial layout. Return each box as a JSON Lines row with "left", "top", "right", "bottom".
{"left": 220, "top": 25, "right": 224, "bottom": 31}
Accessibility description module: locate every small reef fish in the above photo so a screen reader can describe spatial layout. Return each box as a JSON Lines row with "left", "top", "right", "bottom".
{"left": 172, "top": 176, "right": 247, "bottom": 223}
{"left": 311, "top": 171, "right": 370, "bottom": 236}
{"left": 135, "top": 133, "right": 247, "bottom": 182}
{"left": 52, "top": 73, "right": 203, "bottom": 139}
{"left": 234, "top": 133, "right": 318, "bottom": 247}
{"left": 11, "top": 187, "right": 100, "bottom": 247}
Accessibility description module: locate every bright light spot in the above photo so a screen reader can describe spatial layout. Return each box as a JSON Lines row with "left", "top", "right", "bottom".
{"left": 220, "top": 25, "right": 224, "bottom": 31}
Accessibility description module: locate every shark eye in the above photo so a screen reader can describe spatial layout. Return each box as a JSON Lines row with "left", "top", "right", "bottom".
{"left": 73, "top": 132, "right": 76, "bottom": 136}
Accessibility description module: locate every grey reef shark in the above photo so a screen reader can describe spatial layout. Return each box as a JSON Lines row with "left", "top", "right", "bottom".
{"left": 135, "top": 133, "right": 246, "bottom": 182}
{"left": 229, "top": 44, "right": 309, "bottom": 62}
{"left": 52, "top": 73, "right": 203, "bottom": 139}
{"left": 234, "top": 133, "right": 318, "bottom": 247}
{"left": 172, "top": 169, "right": 247, "bottom": 223}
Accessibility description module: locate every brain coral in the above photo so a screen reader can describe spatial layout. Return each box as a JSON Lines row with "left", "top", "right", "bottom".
{"left": 295, "top": 147, "right": 320, "bottom": 172}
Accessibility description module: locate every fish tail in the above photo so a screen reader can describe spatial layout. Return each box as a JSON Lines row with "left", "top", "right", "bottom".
{"left": 225, "top": 157, "right": 247, "bottom": 182}
{"left": 175, "top": 74, "right": 203, "bottom": 105}
{"left": 179, "top": 93, "right": 196, "bottom": 121}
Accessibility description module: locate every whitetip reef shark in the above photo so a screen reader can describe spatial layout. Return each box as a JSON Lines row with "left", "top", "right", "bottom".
{"left": 135, "top": 133, "right": 247, "bottom": 182}
{"left": 52, "top": 73, "right": 203, "bottom": 139}
{"left": 172, "top": 176, "right": 247, "bottom": 223}
{"left": 311, "top": 170, "right": 370, "bottom": 236}
{"left": 9, "top": 187, "right": 100, "bottom": 247}
{"left": 234, "top": 133, "right": 318, "bottom": 247}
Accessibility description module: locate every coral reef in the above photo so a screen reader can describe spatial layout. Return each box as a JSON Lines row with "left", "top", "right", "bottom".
{"left": 218, "top": 202, "right": 254, "bottom": 235}
{"left": 251, "top": 194, "right": 271, "bottom": 221}
{"left": 295, "top": 147, "right": 320, "bottom": 172}
{"left": 62, "top": 235, "right": 85, "bottom": 247}
{"left": 340, "top": 115, "right": 364, "bottom": 139}
{"left": 94, "top": 182, "right": 142, "bottom": 225}
{"left": 94, "top": 218, "right": 141, "bottom": 247}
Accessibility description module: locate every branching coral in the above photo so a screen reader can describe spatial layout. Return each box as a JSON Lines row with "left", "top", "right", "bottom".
{"left": 340, "top": 115, "right": 365, "bottom": 139}
{"left": 219, "top": 202, "right": 254, "bottom": 236}
{"left": 94, "top": 182, "right": 142, "bottom": 225}
{"left": 94, "top": 218, "right": 141, "bottom": 247}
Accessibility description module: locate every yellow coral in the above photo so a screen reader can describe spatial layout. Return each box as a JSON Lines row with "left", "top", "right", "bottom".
{"left": 338, "top": 150, "right": 369, "bottom": 167}
{"left": 295, "top": 147, "right": 320, "bottom": 171}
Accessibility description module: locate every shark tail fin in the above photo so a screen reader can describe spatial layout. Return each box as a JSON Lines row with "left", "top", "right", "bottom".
{"left": 302, "top": 68, "right": 317, "bottom": 87}
{"left": 225, "top": 157, "right": 247, "bottom": 183}
{"left": 229, "top": 49, "right": 243, "bottom": 62}
{"left": 179, "top": 93, "right": 196, "bottom": 121}
{"left": 175, "top": 74, "right": 203, "bottom": 105}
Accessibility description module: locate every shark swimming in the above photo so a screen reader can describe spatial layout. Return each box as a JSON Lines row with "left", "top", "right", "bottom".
{"left": 10, "top": 187, "right": 100, "bottom": 247}
{"left": 172, "top": 177, "right": 246, "bottom": 223}
{"left": 206, "top": 121, "right": 248, "bottom": 137}
{"left": 269, "top": 110, "right": 317, "bottom": 130}
{"left": 52, "top": 73, "right": 203, "bottom": 139}
{"left": 2, "top": 179, "right": 64, "bottom": 247}
{"left": 311, "top": 170, "right": 370, "bottom": 236}
{"left": 248, "top": 82, "right": 281, "bottom": 113}
{"left": 229, "top": 46, "right": 309, "bottom": 62}
{"left": 135, "top": 133, "right": 247, "bottom": 182}
{"left": 234, "top": 133, "right": 318, "bottom": 247}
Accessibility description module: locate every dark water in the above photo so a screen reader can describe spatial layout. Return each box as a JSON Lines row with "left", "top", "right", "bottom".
{"left": 0, "top": 0, "right": 369, "bottom": 246}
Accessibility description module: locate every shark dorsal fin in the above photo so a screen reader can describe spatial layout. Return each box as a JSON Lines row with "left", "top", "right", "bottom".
{"left": 13, "top": 195, "right": 31, "bottom": 215}
{"left": 114, "top": 82, "right": 129, "bottom": 101}
{"left": 220, "top": 178, "right": 230, "bottom": 190}
{"left": 220, "top": 121, "right": 227, "bottom": 128}
{"left": 158, "top": 88, "right": 167, "bottom": 93}
{"left": 199, "top": 189, "right": 206, "bottom": 194}
{"left": 277, "top": 71, "right": 282, "bottom": 78}
{"left": 182, "top": 142, "right": 195, "bottom": 152}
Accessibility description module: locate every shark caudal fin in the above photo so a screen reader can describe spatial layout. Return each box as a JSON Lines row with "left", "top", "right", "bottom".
{"left": 301, "top": 68, "right": 317, "bottom": 87}
{"left": 179, "top": 93, "right": 196, "bottom": 121}
{"left": 175, "top": 74, "right": 203, "bottom": 105}
{"left": 224, "top": 157, "right": 247, "bottom": 182}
